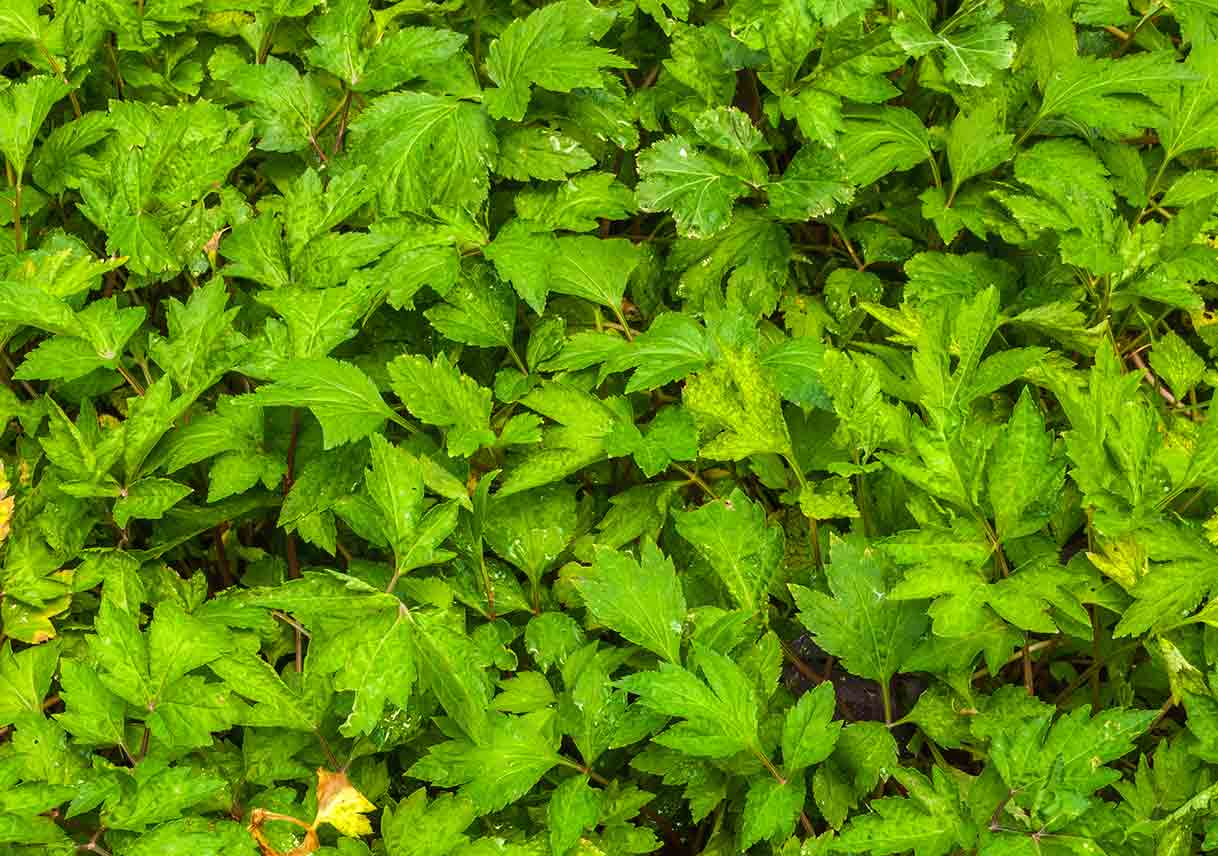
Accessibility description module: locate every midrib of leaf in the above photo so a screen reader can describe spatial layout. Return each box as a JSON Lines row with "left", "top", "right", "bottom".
{"left": 841, "top": 565, "right": 892, "bottom": 683}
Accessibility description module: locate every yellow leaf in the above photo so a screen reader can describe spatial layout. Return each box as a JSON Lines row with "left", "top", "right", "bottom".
{"left": 311, "top": 769, "right": 376, "bottom": 837}
{"left": 0, "top": 461, "right": 11, "bottom": 544}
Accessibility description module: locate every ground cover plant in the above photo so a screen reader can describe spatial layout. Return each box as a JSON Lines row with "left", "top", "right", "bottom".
{"left": 1, "top": 0, "right": 1218, "bottom": 853}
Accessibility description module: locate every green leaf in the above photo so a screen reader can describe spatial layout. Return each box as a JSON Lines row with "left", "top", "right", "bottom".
{"left": 683, "top": 346, "right": 793, "bottom": 461}
{"left": 834, "top": 767, "right": 970, "bottom": 855}
{"left": 946, "top": 101, "right": 1013, "bottom": 198}
{"left": 407, "top": 712, "right": 564, "bottom": 813}
{"left": 575, "top": 540, "right": 686, "bottom": 663}
{"left": 618, "top": 312, "right": 712, "bottom": 393}
{"left": 739, "top": 773, "right": 806, "bottom": 850}
{"left": 548, "top": 236, "right": 643, "bottom": 313}
{"left": 307, "top": 0, "right": 466, "bottom": 92}
{"left": 328, "top": 603, "right": 415, "bottom": 737}
{"left": 636, "top": 136, "right": 751, "bottom": 239}
{"left": 617, "top": 644, "right": 760, "bottom": 758}
{"left": 997, "top": 139, "right": 1120, "bottom": 273}
{"left": 838, "top": 107, "right": 933, "bottom": 185}
{"left": 388, "top": 353, "right": 495, "bottom": 457}
{"left": 987, "top": 389, "right": 1064, "bottom": 541}
{"left": 782, "top": 682, "right": 841, "bottom": 775}
{"left": 496, "top": 127, "right": 596, "bottom": 181}
{"left": 497, "top": 382, "right": 633, "bottom": 495}
{"left": 790, "top": 538, "right": 929, "bottom": 689}
{"left": 246, "top": 357, "right": 398, "bottom": 449}
{"left": 0, "top": 640, "right": 58, "bottom": 726}
{"left": 414, "top": 613, "right": 492, "bottom": 742}
{"left": 208, "top": 651, "right": 318, "bottom": 732}
{"left": 214, "top": 55, "right": 328, "bottom": 153}
{"left": 148, "top": 279, "right": 245, "bottom": 393}
{"left": 113, "top": 478, "right": 192, "bottom": 528}
{"left": 766, "top": 146, "right": 854, "bottom": 221}
{"left": 0, "top": 0, "right": 42, "bottom": 43}
{"left": 515, "top": 171, "right": 637, "bottom": 232}
{"left": 347, "top": 91, "right": 497, "bottom": 216}
{"left": 55, "top": 659, "right": 127, "bottom": 746}
{"left": 891, "top": 0, "right": 1015, "bottom": 87}
{"left": 548, "top": 774, "right": 603, "bottom": 856}
{"left": 256, "top": 281, "right": 374, "bottom": 359}
{"left": 424, "top": 264, "right": 517, "bottom": 349}
{"left": 1150, "top": 331, "right": 1206, "bottom": 398}
{"left": 1156, "top": 45, "right": 1218, "bottom": 161}
{"left": 0, "top": 75, "right": 70, "bottom": 178}
{"left": 485, "top": 484, "right": 578, "bottom": 594}
{"left": 484, "top": 0, "right": 632, "bottom": 121}
{"left": 632, "top": 405, "right": 699, "bottom": 477}
{"left": 675, "top": 488, "right": 785, "bottom": 616}
{"left": 989, "top": 705, "right": 1156, "bottom": 809}
{"left": 1032, "top": 51, "right": 1198, "bottom": 138}
{"left": 382, "top": 788, "right": 478, "bottom": 856}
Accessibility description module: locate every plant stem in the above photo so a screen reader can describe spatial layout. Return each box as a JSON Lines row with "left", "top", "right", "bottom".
{"left": 506, "top": 343, "right": 528, "bottom": 374}
{"left": 672, "top": 463, "right": 717, "bottom": 499}
{"left": 12, "top": 181, "right": 22, "bottom": 253}
{"left": 785, "top": 455, "right": 824, "bottom": 572}
{"left": 284, "top": 409, "right": 303, "bottom": 672}
{"left": 610, "top": 303, "right": 635, "bottom": 341}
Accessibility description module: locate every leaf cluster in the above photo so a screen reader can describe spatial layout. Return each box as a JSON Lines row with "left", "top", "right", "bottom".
{"left": 1, "top": 0, "right": 1218, "bottom": 854}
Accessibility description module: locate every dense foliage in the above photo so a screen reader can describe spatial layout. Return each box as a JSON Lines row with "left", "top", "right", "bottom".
{"left": 1, "top": 0, "right": 1218, "bottom": 853}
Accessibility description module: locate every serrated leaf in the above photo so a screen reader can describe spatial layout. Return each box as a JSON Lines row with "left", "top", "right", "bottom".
{"left": 636, "top": 136, "right": 751, "bottom": 239}
{"left": 245, "top": 357, "right": 398, "bottom": 449}
{"left": 675, "top": 488, "right": 784, "bottom": 616}
{"left": 791, "top": 538, "right": 928, "bottom": 690}
{"left": 575, "top": 540, "right": 686, "bottom": 663}
{"left": 782, "top": 682, "right": 842, "bottom": 774}
{"left": 388, "top": 353, "right": 495, "bottom": 457}
{"left": 484, "top": 0, "right": 632, "bottom": 121}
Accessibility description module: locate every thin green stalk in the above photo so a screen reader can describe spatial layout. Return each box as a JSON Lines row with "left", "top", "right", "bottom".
{"left": 785, "top": 455, "right": 824, "bottom": 572}
{"left": 11, "top": 181, "right": 22, "bottom": 254}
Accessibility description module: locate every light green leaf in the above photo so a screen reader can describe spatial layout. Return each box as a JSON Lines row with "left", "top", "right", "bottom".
{"left": 496, "top": 127, "right": 595, "bottom": 181}
{"left": 790, "top": 537, "right": 929, "bottom": 688}
{"left": 548, "top": 774, "right": 603, "bottom": 856}
{"left": 1150, "top": 331, "right": 1206, "bottom": 398}
{"left": 0, "top": 75, "right": 70, "bottom": 178}
{"left": 891, "top": 0, "right": 1015, "bottom": 87}
{"left": 739, "top": 773, "right": 806, "bottom": 851}
{"left": 0, "top": 640, "right": 58, "bottom": 726}
{"left": 637, "top": 136, "right": 751, "bottom": 239}
{"left": 675, "top": 488, "right": 785, "bottom": 616}
{"left": 946, "top": 101, "right": 1013, "bottom": 197}
{"left": 484, "top": 0, "right": 632, "bottom": 121}
{"left": 683, "top": 346, "right": 793, "bottom": 461}
{"left": 407, "top": 712, "right": 563, "bottom": 813}
{"left": 838, "top": 107, "right": 933, "bottom": 186}
{"left": 388, "top": 353, "right": 495, "bottom": 457}
{"left": 424, "top": 264, "right": 517, "bottom": 349}
{"left": 987, "top": 389, "right": 1064, "bottom": 541}
{"left": 575, "top": 540, "right": 686, "bottom": 663}
{"left": 1032, "top": 50, "right": 1197, "bottom": 138}
{"left": 347, "top": 91, "right": 497, "bottom": 216}
{"left": 381, "top": 789, "right": 478, "bottom": 856}
{"left": 245, "top": 357, "right": 398, "bottom": 449}
{"left": 767, "top": 146, "right": 854, "bottom": 221}
{"left": 617, "top": 644, "right": 760, "bottom": 758}
{"left": 113, "top": 479, "right": 192, "bottom": 529}
{"left": 782, "top": 682, "right": 842, "bottom": 775}
{"left": 515, "top": 171, "right": 637, "bottom": 232}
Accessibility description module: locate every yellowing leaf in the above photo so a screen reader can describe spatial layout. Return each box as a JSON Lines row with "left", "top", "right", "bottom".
{"left": 312, "top": 769, "right": 376, "bottom": 837}
{"left": 0, "top": 461, "right": 11, "bottom": 544}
